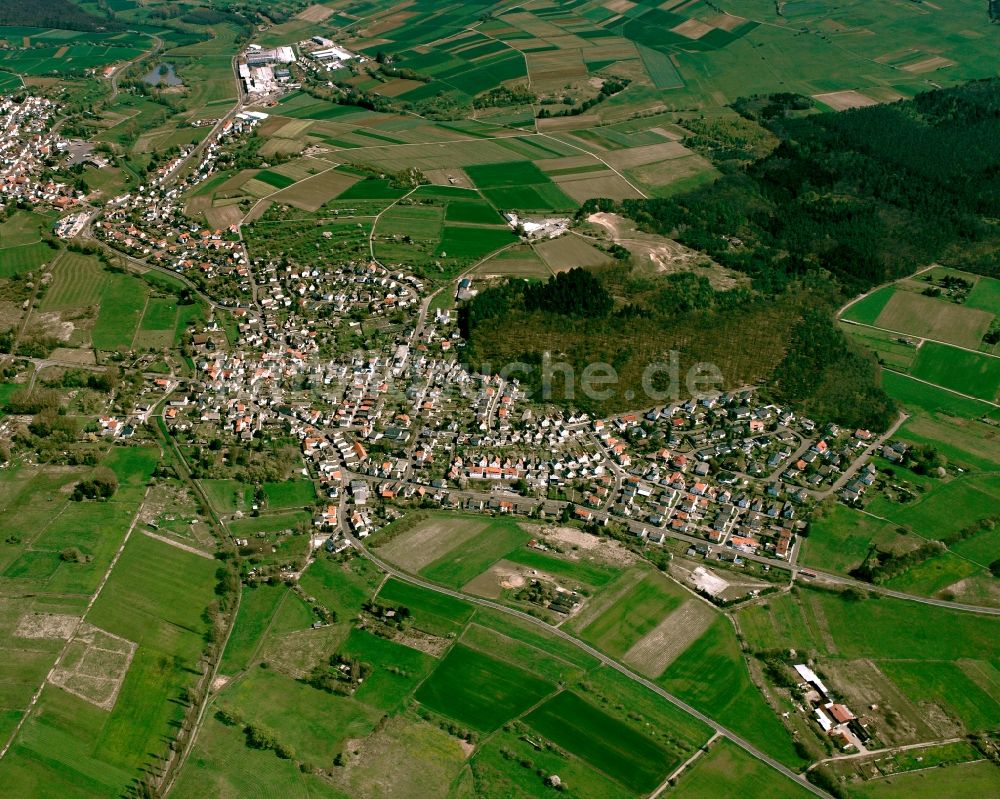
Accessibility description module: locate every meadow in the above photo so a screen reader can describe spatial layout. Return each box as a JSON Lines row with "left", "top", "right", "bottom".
{"left": 909, "top": 342, "right": 1000, "bottom": 402}
{"left": 417, "top": 516, "right": 532, "bottom": 588}
{"left": 414, "top": 644, "right": 553, "bottom": 732}
{"left": 217, "top": 581, "right": 287, "bottom": 674}
{"left": 672, "top": 739, "right": 815, "bottom": 799}
{"left": 0, "top": 528, "right": 217, "bottom": 797}
{"left": 374, "top": 576, "right": 474, "bottom": 637}
{"left": 524, "top": 690, "right": 676, "bottom": 793}
{"left": 738, "top": 585, "right": 1000, "bottom": 741}
{"left": 659, "top": 616, "right": 807, "bottom": 768}
{"left": 262, "top": 479, "right": 316, "bottom": 508}
{"left": 802, "top": 503, "right": 915, "bottom": 576}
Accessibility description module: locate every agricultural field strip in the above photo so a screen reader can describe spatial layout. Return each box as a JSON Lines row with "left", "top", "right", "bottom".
{"left": 309, "top": 124, "right": 637, "bottom": 193}
{"left": 879, "top": 368, "right": 1000, "bottom": 410}
{"left": 369, "top": 184, "right": 421, "bottom": 261}
{"left": 0, "top": 484, "right": 152, "bottom": 761}
{"left": 347, "top": 533, "right": 828, "bottom": 798}
{"left": 244, "top": 161, "right": 344, "bottom": 220}
{"left": 842, "top": 319, "right": 1000, "bottom": 361}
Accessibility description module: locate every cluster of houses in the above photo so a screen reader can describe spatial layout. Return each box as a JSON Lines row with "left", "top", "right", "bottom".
{"left": 794, "top": 664, "right": 870, "bottom": 753}
{"left": 93, "top": 116, "right": 262, "bottom": 281}
{"left": 254, "top": 257, "right": 423, "bottom": 325}
{"left": 51, "top": 68, "right": 891, "bottom": 568}
{"left": 0, "top": 95, "right": 84, "bottom": 210}
{"left": 169, "top": 276, "right": 890, "bottom": 561}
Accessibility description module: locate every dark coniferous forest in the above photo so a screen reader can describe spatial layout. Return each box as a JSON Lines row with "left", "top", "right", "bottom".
{"left": 465, "top": 79, "right": 1000, "bottom": 429}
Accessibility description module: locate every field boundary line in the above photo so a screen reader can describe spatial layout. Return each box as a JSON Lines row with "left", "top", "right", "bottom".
{"left": 129, "top": 294, "right": 151, "bottom": 351}
{"left": 878, "top": 368, "right": 1000, "bottom": 409}
{"left": 0, "top": 483, "right": 152, "bottom": 761}
{"left": 653, "top": 731, "right": 721, "bottom": 798}
{"left": 140, "top": 528, "right": 214, "bottom": 559}
{"left": 346, "top": 533, "right": 835, "bottom": 799}
{"left": 842, "top": 319, "right": 1000, "bottom": 361}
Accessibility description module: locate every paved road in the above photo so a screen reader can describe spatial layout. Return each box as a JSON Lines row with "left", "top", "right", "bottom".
{"left": 345, "top": 532, "right": 833, "bottom": 799}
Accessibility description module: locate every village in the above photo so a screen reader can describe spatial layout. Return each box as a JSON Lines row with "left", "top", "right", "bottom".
{"left": 0, "top": 94, "right": 88, "bottom": 210}
{"left": 0, "top": 84, "right": 901, "bottom": 584}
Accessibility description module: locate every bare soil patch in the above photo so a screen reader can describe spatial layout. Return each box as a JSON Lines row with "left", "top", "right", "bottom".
{"left": 553, "top": 172, "right": 644, "bottom": 202}
{"left": 902, "top": 56, "right": 954, "bottom": 74}
{"left": 874, "top": 290, "right": 992, "bottom": 348}
{"left": 333, "top": 715, "right": 467, "bottom": 799}
{"left": 534, "top": 235, "right": 612, "bottom": 272}
{"left": 296, "top": 4, "right": 334, "bottom": 22}
{"left": 672, "top": 19, "right": 714, "bottom": 40}
{"left": 824, "top": 659, "right": 936, "bottom": 746}
{"left": 391, "top": 627, "right": 451, "bottom": 657}
{"left": 602, "top": 141, "right": 691, "bottom": 169}
{"left": 48, "top": 622, "right": 136, "bottom": 710}
{"left": 689, "top": 566, "right": 729, "bottom": 596}
{"left": 49, "top": 347, "right": 95, "bottom": 365}
{"left": 586, "top": 212, "right": 745, "bottom": 289}
{"left": 15, "top": 612, "right": 79, "bottom": 640}
{"left": 814, "top": 90, "right": 879, "bottom": 111}
{"left": 537, "top": 524, "right": 638, "bottom": 567}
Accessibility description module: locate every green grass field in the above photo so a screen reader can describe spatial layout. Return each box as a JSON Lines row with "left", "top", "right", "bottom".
{"left": 910, "top": 342, "right": 1000, "bottom": 401}
{"left": 842, "top": 286, "right": 896, "bottom": 325}
{"left": 575, "top": 567, "right": 686, "bottom": 657}
{"left": 218, "top": 582, "right": 287, "bottom": 674}
{"left": 672, "top": 739, "right": 814, "bottom": 799}
{"left": 443, "top": 200, "right": 504, "bottom": 224}
{"left": 0, "top": 241, "right": 57, "bottom": 277}
{"left": 262, "top": 480, "right": 316, "bottom": 508}
{"left": 198, "top": 478, "right": 250, "bottom": 515}
{"left": 864, "top": 473, "right": 1000, "bottom": 542}
{"left": 879, "top": 660, "right": 1000, "bottom": 732}
{"left": 0, "top": 531, "right": 221, "bottom": 795}
{"left": 660, "top": 616, "right": 807, "bottom": 769}
{"left": 298, "top": 555, "right": 383, "bottom": 622}
{"left": 218, "top": 666, "right": 381, "bottom": 767}
{"left": 845, "top": 759, "right": 1000, "bottom": 799}
{"left": 802, "top": 503, "right": 913, "bottom": 575}
{"left": 524, "top": 690, "right": 675, "bottom": 793}
{"left": 338, "top": 628, "right": 436, "bottom": 712}
{"left": 503, "top": 548, "right": 619, "bottom": 587}
{"left": 91, "top": 272, "right": 149, "bottom": 351}
{"left": 170, "top": 713, "right": 348, "bottom": 799}
{"left": 415, "top": 644, "right": 553, "bottom": 732}
{"left": 375, "top": 576, "right": 474, "bottom": 637}
{"left": 964, "top": 274, "right": 1000, "bottom": 313}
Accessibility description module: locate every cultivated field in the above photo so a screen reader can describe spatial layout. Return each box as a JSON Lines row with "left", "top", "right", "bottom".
{"left": 376, "top": 515, "right": 491, "bottom": 573}
{"left": 874, "top": 291, "right": 993, "bottom": 349}
{"left": 414, "top": 644, "right": 553, "bottom": 732}
{"left": 622, "top": 598, "right": 716, "bottom": 677}
{"left": 571, "top": 566, "right": 688, "bottom": 658}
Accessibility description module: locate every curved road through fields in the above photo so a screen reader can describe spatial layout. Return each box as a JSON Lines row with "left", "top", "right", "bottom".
{"left": 345, "top": 532, "right": 833, "bottom": 799}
